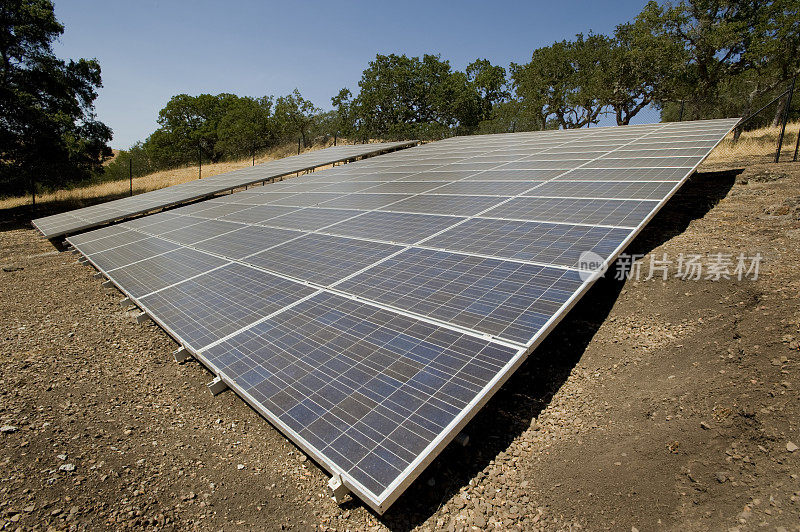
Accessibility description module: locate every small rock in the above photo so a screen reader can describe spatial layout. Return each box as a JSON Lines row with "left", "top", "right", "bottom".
{"left": 700, "top": 421, "right": 712, "bottom": 430}
{"left": 23, "top": 505, "right": 35, "bottom": 513}
{"left": 57, "top": 454, "right": 67, "bottom": 461}
{"left": 59, "top": 463, "right": 75, "bottom": 472}
{"left": 1, "top": 264, "right": 23, "bottom": 272}
{"left": 237, "top": 464, "right": 245, "bottom": 470}
{"left": 715, "top": 472, "right": 729, "bottom": 483}
{"left": 787, "top": 441, "right": 798, "bottom": 453}
{"left": 0, "top": 425, "right": 18, "bottom": 434}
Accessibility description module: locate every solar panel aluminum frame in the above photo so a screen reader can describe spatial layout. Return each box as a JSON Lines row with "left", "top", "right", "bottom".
{"left": 33, "top": 141, "right": 418, "bottom": 239}
{"left": 66, "top": 119, "right": 740, "bottom": 514}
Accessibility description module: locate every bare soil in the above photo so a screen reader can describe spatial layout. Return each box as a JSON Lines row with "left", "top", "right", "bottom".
{"left": 1, "top": 160, "right": 799, "bottom": 531}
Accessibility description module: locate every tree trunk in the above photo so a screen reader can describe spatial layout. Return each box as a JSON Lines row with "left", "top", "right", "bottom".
{"left": 772, "top": 94, "right": 788, "bottom": 128}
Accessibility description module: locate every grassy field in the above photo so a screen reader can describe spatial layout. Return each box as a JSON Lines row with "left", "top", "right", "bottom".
{"left": 704, "top": 121, "right": 799, "bottom": 165}
{"left": 0, "top": 139, "right": 341, "bottom": 211}
{"left": 2, "top": 123, "right": 797, "bottom": 213}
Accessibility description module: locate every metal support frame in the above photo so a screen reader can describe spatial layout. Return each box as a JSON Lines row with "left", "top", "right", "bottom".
{"left": 135, "top": 312, "right": 149, "bottom": 324}
{"left": 328, "top": 475, "right": 350, "bottom": 504}
{"left": 101, "top": 279, "right": 113, "bottom": 288}
{"left": 93, "top": 271, "right": 103, "bottom": 279}
{"left": 120, "top": 297, "right": 132, "bottom": 307}
{"left": 207, "top": 376, "right": 228, "bottom": 396}
{"left": 173, "top": 347, "right": 191, "bottom": 364}
{"left": 775, "top": 75, "right": 796, "bottom": 163}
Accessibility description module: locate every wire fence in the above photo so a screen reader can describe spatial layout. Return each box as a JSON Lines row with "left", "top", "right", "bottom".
{"left": 667, "top": 78, "right": 799, "bottom": 167}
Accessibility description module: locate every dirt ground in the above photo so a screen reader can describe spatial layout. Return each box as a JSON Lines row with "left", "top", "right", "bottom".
{"left": 1, "top": 160, "right": 799, "bottom": 531}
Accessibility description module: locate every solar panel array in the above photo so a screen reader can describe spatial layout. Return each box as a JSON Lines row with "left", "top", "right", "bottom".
{"left": 66, "top": 118, "right": 739, "bottom": 513}
{"left": 32, "top": 141, "right": 417, "bottom": 239}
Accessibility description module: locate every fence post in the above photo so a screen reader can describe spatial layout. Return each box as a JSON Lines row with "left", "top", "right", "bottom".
{"left": 298, "top": 138, "right": 301, "bottom": 155}
{"left": 793, "top": 126, "right": 800, "bottom": 162}
{"left": 679, "top": 100, "right": 685, "bottom": 122}
{"left": 334, "top": 133, "right": 337, "bottom": 146}
{"left": 198, "top": 146, "right": 202, "bottom": 179}
{"left": 775, "top": 76, "right": 796, "bottom": 163}
{"left": 129, "top": 157, "right": 133, "bottom": 196}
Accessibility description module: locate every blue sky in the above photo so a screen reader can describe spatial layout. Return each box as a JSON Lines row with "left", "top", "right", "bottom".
{"left": 53, "top": 0, "right": 650, "bottom": 149}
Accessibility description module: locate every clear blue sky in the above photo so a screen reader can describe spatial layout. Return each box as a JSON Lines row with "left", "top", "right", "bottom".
{"left": 53, "top": 0, "right": 650, "bottom": 149}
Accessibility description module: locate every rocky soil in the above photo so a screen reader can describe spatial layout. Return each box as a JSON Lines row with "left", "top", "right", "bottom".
{"left": 1, "top": 160, "right": 799, "bottom": 531}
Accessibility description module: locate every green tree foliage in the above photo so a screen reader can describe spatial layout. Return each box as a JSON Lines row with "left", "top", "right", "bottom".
{"left": 274, "top": 89, "right": 320, "bottom": 147}
{"left": 340, "top": 53, "right": 501, "bottom": 140}
{"left": 604, "top": 15, "right": 687, "bottom": 124}
{"left": 640, "top": 0, "right": 800, "bottom": 122}
{"left": 466, "top": 59, "right": 510, "bottom": 123}
{"left": 0, "top": 0, "right": 112, "bottom": 197}
{"left": 216, "top": 96, "right": 275, "bottom": 159}
{"left": 511, "top": 34, "right": 615, "bottom": 129}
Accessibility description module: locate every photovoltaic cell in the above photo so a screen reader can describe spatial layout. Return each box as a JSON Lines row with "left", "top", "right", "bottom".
{"left": 556, "top": 167, "right": 690, "bottom": 181}
{"left": 428, "top": 181, "right": 538, "bottom": 196}
{"left": 337, "top": 247, "right": 585, "bottom": 343}
{"left": 139, "top": 263, "right": 316, "bottom": 351}
{"left": 379, "top": 195, "right": 508, "bottom": 216}
{"left": 245, "top": 233, "right": 403, "bottom": 286}
{"left": 481, "top": 197, "right": 658, "bottom": 228}
{"left": 465, "top": 169, "right": 564, "bottom": 181}
{"left": 525, "top": 180, "right": 677, "bottom": 200}
{"left": 424, "top": 217, "right": 632, "bottom": 268}
{"left": 100, "top": 247, "right": 229, "bottom": 298}
{"left": 265, "top": 208, "right": 360, "bottom": 231}
{"left": 192, "top": 226, "right": 303, "bottom": 259}
{"left": 88, "top": 237, "right": 180, "bottom": 272}
{"left": 217, "top": 205, "right": 300, "bottom": 225}
{"left": 324, "top": 211, "right": 465, "bottom": 245}
{"left": 201, "top": 292, "right": 518, "bottom": 499}
{"left": 158, "top": 219, "right": 246, "bottom": 245}
{"left": 318, "top": 193, "right": 414, "bottom": 210}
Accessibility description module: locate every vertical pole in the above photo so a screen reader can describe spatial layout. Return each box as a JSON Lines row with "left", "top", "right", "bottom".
{"left": 334, "top": 133, "right": 337, "bottom": 146}
{"left": 776, "top": 76, "right": 796, "bottom": 163}
{"left": 198, "top": 146, "right": 202, "bottom": 179}
{"left": 298, "top": 138, "right": 301, "bottom": 155}
{"left": 31, "top": 179, "right": 35, "bottom": 208}
{"left": 679, "top": 100, "right": 685, "bottom": 122}
{"left": 793, "top": 124, "right": 800, "bottom": 162}
{"left": 129, "top": 157, "right": 133, "bottom": 196}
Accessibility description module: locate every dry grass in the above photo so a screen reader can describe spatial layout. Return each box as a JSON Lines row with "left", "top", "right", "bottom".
{"left": 0, "top": 139, "right": 344, "bottom": 211}
{"left": 705, "top": 121, "right": 799, "bottom": 164}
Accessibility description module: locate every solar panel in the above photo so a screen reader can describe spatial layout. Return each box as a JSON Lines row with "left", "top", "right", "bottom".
{"left": 32, "top": 141, "right": 417, "bottom": 239}
{"left": 67, "top": 118, "right": 739, "bottom": 513}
